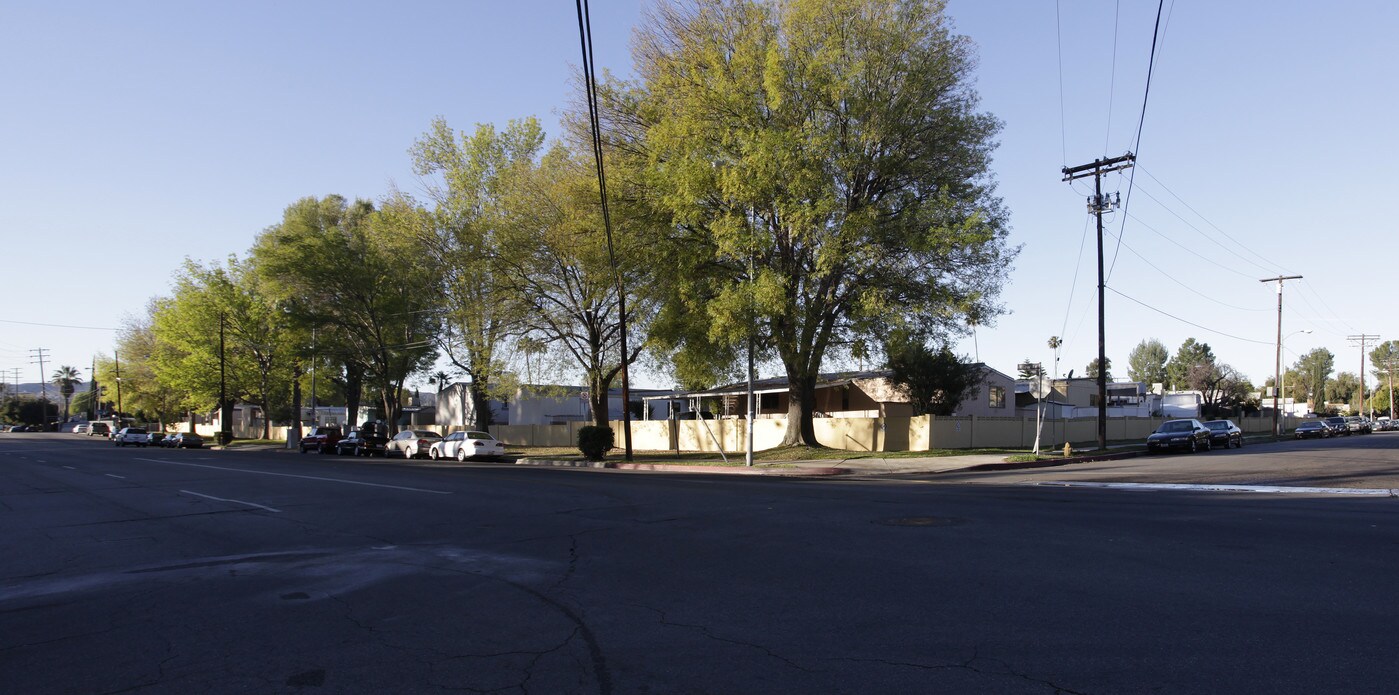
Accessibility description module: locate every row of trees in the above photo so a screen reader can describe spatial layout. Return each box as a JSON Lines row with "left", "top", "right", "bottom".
{"left": 94, "top": 0, "right": 1017, "bottom": 446}
{"left": 1113, "top": 337, "right": 1399, "bottom": 417}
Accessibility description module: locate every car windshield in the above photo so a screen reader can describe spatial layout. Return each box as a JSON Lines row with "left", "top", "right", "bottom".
{"left": 413, "top": 431, "right": 440, "bottom": 438}
{"left": 1159, "top": 421, "right": 1193, "bottom": 433}
{"left": 1206, "top": 422, "right": 1227, "bottom": 431}
{"left": 467, "top": 432, "right": 494, "bottom": 440}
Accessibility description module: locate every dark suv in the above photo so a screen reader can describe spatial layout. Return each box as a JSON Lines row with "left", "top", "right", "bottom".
{"left": 335, "top": 423, "right": 389, "bottom": 457}
{"left": 299, "top": 425, "right": 343, "bottom": 454}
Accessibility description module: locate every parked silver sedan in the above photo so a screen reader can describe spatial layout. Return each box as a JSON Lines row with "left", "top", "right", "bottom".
{"left": 387, "top": 429, "right": 443, "bottom": 459}
{"left": 429, "top": 430, "right": 505, "bottom": 461}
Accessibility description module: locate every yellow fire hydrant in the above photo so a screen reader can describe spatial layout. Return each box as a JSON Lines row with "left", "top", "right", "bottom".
{"left": 1063, "top": 442, "right": 1072, "bottom": 458}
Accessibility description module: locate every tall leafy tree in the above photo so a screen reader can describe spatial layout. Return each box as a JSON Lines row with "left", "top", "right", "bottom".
{"left": 495, "top": 144, "right": 659, "bottom": 426}
{"left": 152, "top": 258, "right": 296, "bottom": 438}
{"left": 1166, "top": 338, "right": 1215, "bottom": 391}
{"left": 408, "top": 117, "right": 541, "bottom": 430}
{"left": 50, "top": 365, "right": 81, "bottom": 424}
{"left": 250, "top": 195, "right": 438, "bottom": 431}
{"left": 1293, "top": 347, "right": 1334, "bottom": 408}
{"left": 114, "top": 303, "right": 187, "bottom": 429}
{"left": 1328, "top": 371, "right": 1360, "bottom": 411}
{"left": 609, "top": 0, "right": 1016, "bottom": 445}
{"left": 884, "top": 332, "right": 982, "bottom": 416}
{"left": 1370, "top": 340, "right": 1399, "bottom": 418}
{"left": 1085, "top": 357, "right": 1113, "bottom": 381}
{"left": 1127, "top": 339, "right": 1168, "bottom": 386}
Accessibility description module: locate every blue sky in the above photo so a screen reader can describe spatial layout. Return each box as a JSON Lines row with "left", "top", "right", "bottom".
{"left": 2, "top": 1, "right": 1395, "bottom": 397}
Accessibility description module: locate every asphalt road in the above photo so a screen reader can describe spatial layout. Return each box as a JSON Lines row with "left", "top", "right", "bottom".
{"left": 3, "top": 432, "right": 1398, "bottom": 694}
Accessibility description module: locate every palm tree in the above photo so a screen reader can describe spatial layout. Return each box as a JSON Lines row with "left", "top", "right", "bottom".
{"left": 52, "top": 365, "right": 82, "bottom": 424}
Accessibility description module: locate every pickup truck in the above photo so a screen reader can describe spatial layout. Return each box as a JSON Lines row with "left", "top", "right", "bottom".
{"left": 299, "top": 425, "right": 343, "bottom": 454}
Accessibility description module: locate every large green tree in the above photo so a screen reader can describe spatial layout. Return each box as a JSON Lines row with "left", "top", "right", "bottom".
{"left": 1166, "top": 338, "right": 1215, "bottom": 391}
{"left": 885, "top": 332, "right": 981, "bottom": 416}
{"left": 250, "top": 195, "right": 438, "bottom": 431}
{"left": 1293, "top": 347, "right": 1334, "bottom": 408}
{"left": 1370, "top": 340, "right": 1398, "bottom": 419}
{"left": 152, "top": 258, "right": 297, "bottom": 438}
{"left": 494, "top": 144, "right": 659, "bottom": 427}
{"left": 1085, "top": 357, "right": 1113, "bottom": 381}
{"left": 408, "top": 117, "right": 540, "bottom": 430}
{"left": 113, "top": 303, "right": 187, "bottom": 429}
{"left": 1127, "top": 339, "right": 1168, "bottom": 386}
{"left": 1328, "top": 371, "right": 1361, "bottom": 412}
{"left": 610, "top": 0, "right": 1015, "bottom": 446}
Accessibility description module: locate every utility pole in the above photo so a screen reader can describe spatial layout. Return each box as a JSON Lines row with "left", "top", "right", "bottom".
{"left": 1260, "top": 275, "right": 1302, "bottom": 436}
{"left": 30, "top": 348, "right": 51, "bottom": 428}
{"left": 220, "top": 314, "right": 231, "bottom": 445}
{"left": 1063, "top": 152, "right": 1134, "bottom": 450}
{"left": 1348, "top": 334, "right": 1379, "bottom": 419}
{"left": 114, "top": 350, "right": 123, "bottom": 420}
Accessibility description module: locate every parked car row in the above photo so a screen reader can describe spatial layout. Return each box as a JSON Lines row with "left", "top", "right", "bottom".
{"left": 323, "top": 425, "right": 505, "bottom": 461}
{"left": 1146, "top": 419, "right": 1244, "bottom": 454}
{"left": 111, "top": 427, "right": 203, "bottom": 448}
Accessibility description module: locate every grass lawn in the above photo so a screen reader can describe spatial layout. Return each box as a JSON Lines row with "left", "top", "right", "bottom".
{"left": 224, "top": 439, "right": 285, "bottom": 448}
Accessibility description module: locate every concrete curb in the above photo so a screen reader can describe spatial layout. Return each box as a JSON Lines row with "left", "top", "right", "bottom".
{"left": 967, "top": 450, "right": 1143, "bottom": 472}
{"left": 515, "top": 458, "right": 847, "bottom": 476}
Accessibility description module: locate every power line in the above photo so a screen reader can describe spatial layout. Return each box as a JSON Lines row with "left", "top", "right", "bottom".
{"left": 1055, "top": 0, "right": 1067, "bottom": 166}
{"left": 1105, "top": 0, "right": 1165, "bottom": 280}
{"left": 0, "top": 318, "right": 118, "bottom": 331}
{"left": 1106, "top": 286, "right": 1273, "bottom": 346}
{"left": 1130, "top": 176, "right": 1285, "bottom": 275}
{"left": 1136, "top": 165, "right": 1287, "bottom": 274}
{"left": 1103, "top": 0, "right": 1120, "bottom": 154}
{"left": 1121, "top": 211, "right": 1261, "bottom": 281}
{"left": 1100, "top": 227, "right": 1269, "bottom": 312}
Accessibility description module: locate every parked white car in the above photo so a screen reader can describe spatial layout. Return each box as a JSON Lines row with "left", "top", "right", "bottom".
{"left": 113, "top": 427, "right": 149, "bottom": 447}
{"left": 429, "top": 430, "right": 506, "bottom": 461}
{"left": 73, "top": 423, "right": 90, "bottom": 434}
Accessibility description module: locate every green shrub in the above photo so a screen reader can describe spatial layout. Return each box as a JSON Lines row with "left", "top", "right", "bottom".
{"left": 577, "top": 426, "right": 615, "bottom": 461}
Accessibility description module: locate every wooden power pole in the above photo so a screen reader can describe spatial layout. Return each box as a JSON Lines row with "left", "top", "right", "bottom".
{"left": 1063, "top": 152, "right": 1134, "bottom": 450}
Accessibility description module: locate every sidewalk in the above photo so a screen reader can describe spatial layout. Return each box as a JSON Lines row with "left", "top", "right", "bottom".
{"left": 213, "top": 442, "right": 1141, "bottom": 477}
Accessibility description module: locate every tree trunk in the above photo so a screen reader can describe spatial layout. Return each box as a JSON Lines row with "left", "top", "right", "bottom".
{"left": 470, "top": 381, "right": 492, "bottom": 432}
{"left": 589, "top": 373, "right": 610, "bottom": 428}
{"left": 290, "top": 372, "right": 302, "bottom": 443}
{"left": 778, "top": 370, "right": 820, "bottom": 447}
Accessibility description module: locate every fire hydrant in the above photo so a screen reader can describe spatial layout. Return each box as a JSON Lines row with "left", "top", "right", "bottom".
{"left": 1063, "top": 442, "right": 1072, "bottom": 458}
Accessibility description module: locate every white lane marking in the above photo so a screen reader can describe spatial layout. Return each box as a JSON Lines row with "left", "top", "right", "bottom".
{"left": 63, "top": 465, "right": 76, "bottom": 470}
{"left": 133, "top": 458, "right": 451, "bottom": 494}
{"left": 106, "top": 474, "right": 126, "bottom": 479}
{"left": 1035, "top": 481, "right": 1398, "bottom": 496}
{"left": 180, "top": 490, "right": 282, "bottom": 513}
{"left": 37, "top": 459, "right": 47, "bottom": 463}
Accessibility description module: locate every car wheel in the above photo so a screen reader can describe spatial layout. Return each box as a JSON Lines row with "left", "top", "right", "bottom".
{"left": 1204, "top": 437, "right": 1212, "bottom": 452}
{"left": 429, "top": 448, "right": 438, "bottom": 461}
{"left": 1235, "top": 436, "right": 1243, "bottom": 448}
{"left": 1189, "top": 439, "right": 1197, "bottom": 453}
{"left": 456, "top": 448, "right": 467, "bottom": 462}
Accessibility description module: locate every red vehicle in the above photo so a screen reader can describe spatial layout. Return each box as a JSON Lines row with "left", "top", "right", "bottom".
{"left": 299, "top": 425, "right": 343, "bottom": 454}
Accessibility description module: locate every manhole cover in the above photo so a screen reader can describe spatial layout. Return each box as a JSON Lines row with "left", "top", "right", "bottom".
{"left": 876, "top": 516, "right": 966, "bottom": 527}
